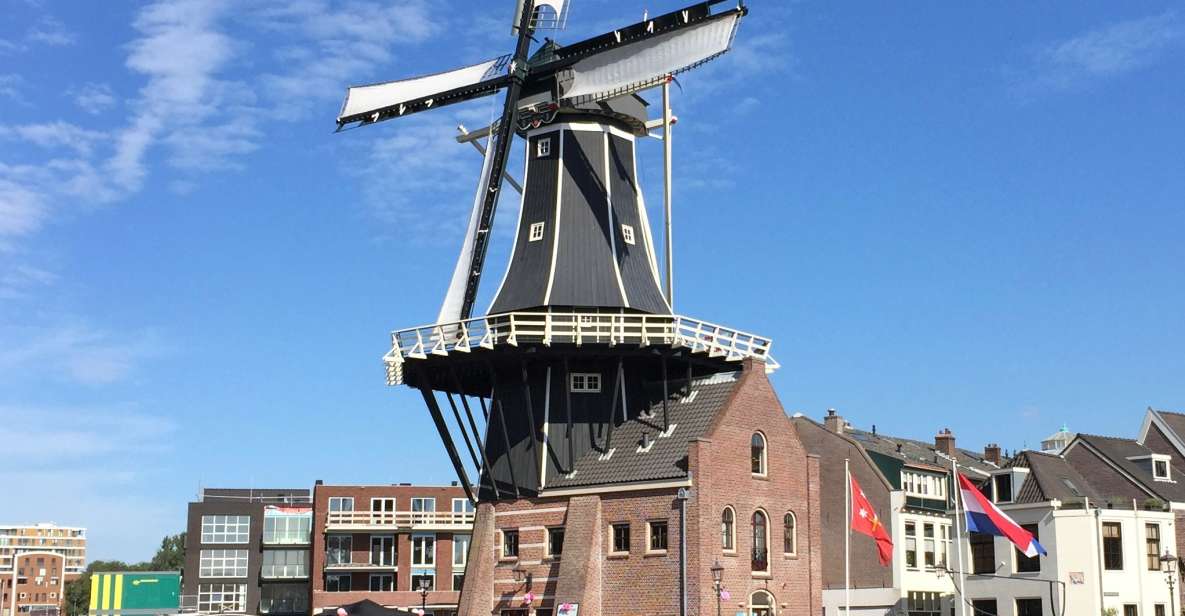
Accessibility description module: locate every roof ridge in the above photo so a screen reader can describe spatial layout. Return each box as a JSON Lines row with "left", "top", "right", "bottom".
{"left": 1077, "top": 433, "right": 1138, "bottom": 443}
{"left": 1154, "top": 409, "right": 1185, "bottom": 418}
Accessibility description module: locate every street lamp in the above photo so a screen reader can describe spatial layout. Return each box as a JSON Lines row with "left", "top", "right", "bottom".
{"left": 710, "top": 559, "right": 725, "bottom": 616}
{"left": 1161, "top": 550, "right": 1178, "bottom": 616}
{"left": 417, "top": 579, "right": 430, "bottom": 616}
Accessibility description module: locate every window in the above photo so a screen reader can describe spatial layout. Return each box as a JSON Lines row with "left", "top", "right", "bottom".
{"left": 905, "top": 522, "right": 917, "bottom": 569}
{"left": 621, "top": 224, "right": 635, "bottom": 245}
{"left": 411, "top": 569, "right": 434, "bottom": 591}
{"left": 970, "top": 532, "right": 995, "bottom": 574}
{"left": 411, "top": 497, "right": 436, "bottom": 512}
{"left": 570, "top": 373, "right": 601, "bottom": 393}
{"left": 751, "top": 432, "right": 767, "bottom": 476}
{"left": 370, "top": 535, "right": 395, "bottom": 566}
{"left": 201, "top": 515, "right": 250, "bottom": 544}
{"left": 412, "top": 534, "right": 435, "bottom": 566}
{"left": 502, "top": 530, "right": 519, "bottom": 558}
{"left": 1155, "top": 459, "right": 1170, "bottom": 479}
{"left": 199, "top": 549, "right": 248, "bottom": 578}
{"left": 529, "top": 222, "right": 545, "bottom": 242}
{"left": 923, "top": 523, "right": 936, "bottom": 569}
{"left": 326, "top": 535, "right": 352, "bottom": 565}
{"left": 264, "top": 512, "right": 311, "bottom": 545}
{"left": 783, "top": 512, "right": 796, "bottom": 555}
{"left": 1147, "top": 524, "right": 1162, "bottom": 571}
{"left": 1015, "top": 524, "right": 1040, "bottom": 573}
{"left": 452, "top": 499, "right": 475, "bottom": 516}
{"left": 453, "top": 571, "right": 466, "bottom": 591}
{"left": 751, "top": 511, "right": 768, "bottom": 572}
{"left": 261, "top": 550, "right": 308, "bottom": 578}
{"left": 611, "top": 523, "right": 630, "bottom": 554}
{"left": 971, "top": 600, "right": 998, "bottom": 616}
{"left": 325, "top": 574, "right": 351, "bottom": 592}
{"left": 907, "top": 592, "right": 942, "bottom": 616}
{"left": 1124, "top": 606, "right": 1138, "bottom": 616}
{"left": 453, "top": 534, "right": 471, "bottom": 568}
{"left": 545, "top": 527, "right": 565, "bottom": 558}
{"left": 1103, "top": 522, "right": 1124, "bottom": 570}
{"left": 721, "top": 508, "right": 736, "bottom": 552}
{"left": 649, "top": 521, "right": 669, "bottom": 553}
{"left": 537, "top": 137, "right": 551, "bottom": 158}
{"left": 328, "top": 497, "right": 354, "bottom": 512}
{"left": 1156, "top": 605, "right": 1166, "bottom": 616}
{"left": 260, "top": 583, "right": 308, "bottom": 614}
{"left": 369, "top": 573, "right": 394, "bottom": 592}
{"left": 749, "top": 590, "right": 775, "bottom": 616}
{"left": 197, "top": 583, "right": 246, "bottom": 612}
{"left": 993, "top": 475, "right": 1013, "bottom": 504}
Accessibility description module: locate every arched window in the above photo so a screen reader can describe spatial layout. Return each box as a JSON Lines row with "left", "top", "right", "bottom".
{"left": 752, "top": 510, "right": 769, "bottom": 572}
{"left": 749, "top": 590, "right": 775, "bottom": 616}
{"left": 783, "top": 512, "right": 797, "bottom": 555}
{"left": 751, "top": 432, "right": 767, "bottom": 476}
{"left": 721, "top": 507, "right": 736, "bottom": 552}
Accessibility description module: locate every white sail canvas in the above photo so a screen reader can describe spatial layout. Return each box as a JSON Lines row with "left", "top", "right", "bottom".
{"left": 339, "top": 57, "right": 507, "bottom": 122}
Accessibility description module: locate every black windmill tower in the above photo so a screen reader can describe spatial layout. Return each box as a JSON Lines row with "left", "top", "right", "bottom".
{"left": 337, "top": 0, "right": 777, "bottom": 502}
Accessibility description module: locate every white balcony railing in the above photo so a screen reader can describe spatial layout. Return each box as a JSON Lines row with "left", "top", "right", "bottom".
{"left": 324, "top": 510, "right": 475, "bottom": 531}
{"left": 383, "top": 311, "right": 777, "bottom": 385}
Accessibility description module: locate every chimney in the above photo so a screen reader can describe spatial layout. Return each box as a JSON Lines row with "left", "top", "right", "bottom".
{"left": 824, "top": 409, "right": 844, "bottom": 434}
{"left": 935, "top": 428, "right": 957, "bottom": 457}
{"left": 984, "top": 443, "right": 1002, "bottom": 466}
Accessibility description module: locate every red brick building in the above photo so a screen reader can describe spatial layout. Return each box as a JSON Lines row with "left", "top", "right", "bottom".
{"left": 1, "top": 552, "right": 72, "bottom": 616}
{"left": 310, "top": 483, "right": 473, "bottom": 615}
{"left": 456, "top": 360, "right": 821, "bottom": 616}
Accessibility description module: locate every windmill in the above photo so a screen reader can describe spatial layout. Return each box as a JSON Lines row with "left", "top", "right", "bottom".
{"left": 338, "top": 0, "right": 776, "bottom": 504}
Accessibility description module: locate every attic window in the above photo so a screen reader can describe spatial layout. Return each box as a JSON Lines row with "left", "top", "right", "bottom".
{"left": 537, "top": 137, "right": 552, "bottom": 157}
{"left": 993, "top": 474, "right": 1013, "bottom": 504}
{"left": 621, "top": 224, "right": 635, "bottom": 245}
{"left": 529, "top": 222, "right": 545, "bottom": 242}
{"left": 570, "top": 372, "right": 601, "bottom": 393}
{"left": 1155, "top": 459, "right": 1171, "bottom": 481}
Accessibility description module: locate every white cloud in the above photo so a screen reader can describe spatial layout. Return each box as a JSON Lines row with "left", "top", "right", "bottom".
{"left": 0, "top": 73, "right": 23, "bottom": 101}
{"left": 0, "top": 406, "right": 177, "bottom": 459}
{"left": 72, "top": 82, "right": 118, "bottom": 115}
{"left": 26, "top": 15, "right": 77, "bottom": 47}
{"left": 0, "top": 122, "right": 107, "bottom": 156}
{"left": 0, "top": 323, "right": 168, "bottom": 385}
{"left": 1023, "top": 11, "right": 1183, "bottom": 93}
{"left": 0, "top": 178, "right": 48, "bottom": 237}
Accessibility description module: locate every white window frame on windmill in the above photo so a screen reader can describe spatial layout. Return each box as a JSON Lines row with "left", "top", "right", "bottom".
{"left": 529, "top": 222, "right": 545, "bottom": 242}
{"left": 537, "top": 137, "right": 552, "bottom": 158}
{"left": 621, "top": 224, "right": 635, "bottom": 245}
{"left": 570, "top": 372, "right": 601, "bottom": 393}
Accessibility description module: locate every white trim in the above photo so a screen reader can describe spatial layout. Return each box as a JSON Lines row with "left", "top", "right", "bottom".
{"left": 604, "top": 129, "right": 630, "bottom": 308}
{"left": 752, "top": 431, "right": 768, "bottom": 477}
{"left": 540, "top": 365, "right": 552, "bottom": 489}
{"left": 632, "top": 128, "right": 672, "bottom": 313}
{"left": 542, "top": 127, "right": 565, "bottom": 305}
{"left": 495, "top": 507, "right": 569, "bottom": 517}
{"left": 1143, "top": 409, "right": 1185, "bottom": 459}
{"left": 488, "top": 127, "right": 545, "bottom": 312}
{"left": 539, "top": 477, "right": 692, "bottom": 498}
{"left": 540, "top": 121, "right": 637, "bottom": 142}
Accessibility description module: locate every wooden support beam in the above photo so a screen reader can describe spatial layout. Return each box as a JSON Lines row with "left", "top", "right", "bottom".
{"left": 662, "top": 354, "right": 670, "bottom": 433}
{"left": 564, "top": 357, "right": 574, "bottom": 473}
{"left": 418, "top": 379, "right": 476, "bottom": 503}
{"left": 603, "top": 358, "right": 623, "bottom": 453}
{"left": 489, "top": 363, "right": 520, "bottom": 499}
{"left": 445, "top": 390, "right": 482, "bottom": 473}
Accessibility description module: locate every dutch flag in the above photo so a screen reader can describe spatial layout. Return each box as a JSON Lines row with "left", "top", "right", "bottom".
{"left": 958, "top": 473, "right": 1047, "bottom": 558}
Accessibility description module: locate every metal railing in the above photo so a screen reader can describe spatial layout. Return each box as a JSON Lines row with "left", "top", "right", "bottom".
{"left": 324, "top": 510, "right": 475, "bottom": 530}
{"left": 383, "top": 311, "right": 777, "bottom": 385}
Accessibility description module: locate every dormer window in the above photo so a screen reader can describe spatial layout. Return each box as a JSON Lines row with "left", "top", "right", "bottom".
{"left": 993, "top": 474, "right": 1013, "bottom": 504}
{"left": 1155, "top": 459, "right": 1171, "bottom": 481}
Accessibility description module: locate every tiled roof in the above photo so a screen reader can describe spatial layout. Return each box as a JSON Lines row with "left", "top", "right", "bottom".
{"left": 844, "top": 427, "right": 999, "bottom": 476}
{"left": 1153, "top": 409, "right": 1185, "bottom": 443}
{"left": 1009, "top": 450, "right": 1102, "bottom": 504}
{"left": 544, "top": 371, "right": 740, "bottom": 489}
{"left": 1073, "top": 434, "right": 1185, "bottom": 502}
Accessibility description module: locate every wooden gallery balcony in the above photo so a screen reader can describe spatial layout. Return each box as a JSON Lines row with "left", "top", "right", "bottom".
{"left": 324, "top": 510, "right": 475, "bottom": 532}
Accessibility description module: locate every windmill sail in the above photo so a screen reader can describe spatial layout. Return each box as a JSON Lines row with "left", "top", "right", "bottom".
{"left": 437, "top": 127, "right": 503, "bottom": 325}
{"left": 556, "top": 11, "right": 741, "bottom": 103}
{"left": 338, "top": 56, "right": 511, "bottom": 128}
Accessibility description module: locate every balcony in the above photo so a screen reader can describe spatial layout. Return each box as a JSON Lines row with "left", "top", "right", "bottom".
{"left": 323, "top": 561, "right": 398, "bottom": 572}
{"left": 324, "top": 511, "right": 475, "bottom": 532}
{"left": 383, "top": 311, "right": 778, "bottom": 385}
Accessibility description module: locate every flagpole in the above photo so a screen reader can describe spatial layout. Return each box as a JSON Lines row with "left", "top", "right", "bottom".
{"left": 951, "top": 458, "right": 966, "bottom": 616}
{"left": 845, "top": 458, "right": 851, "bottom": 616}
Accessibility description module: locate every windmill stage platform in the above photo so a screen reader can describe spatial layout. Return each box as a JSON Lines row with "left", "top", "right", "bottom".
{"left": 384, "top": 309, "right": 778, "bottom": 388}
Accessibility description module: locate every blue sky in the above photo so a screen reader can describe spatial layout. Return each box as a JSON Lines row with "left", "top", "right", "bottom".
{"left": 2, "top": 0, "right": 1183, "bottom": 562}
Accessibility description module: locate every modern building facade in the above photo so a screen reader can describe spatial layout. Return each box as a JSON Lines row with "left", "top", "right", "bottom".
{"left": 309, "top": 482, "right": 473, "bottom": 616}
{"left": 0, "top": 524, "right": 87, "bottom": 576}
{"left": 182, "top": 488, "right": 313, "bottom": 616}
{"left": 1, "top": 552, "right": 68, "bottom": 616}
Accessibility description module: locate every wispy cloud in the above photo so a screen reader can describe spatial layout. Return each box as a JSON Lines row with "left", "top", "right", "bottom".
{"left": 0, "top": 73, "right": 24, "bottom": 101}
{"left": 26, "top": 15, "right": 77, "bottom": 47}
{"left": 0, "top": 406, "right": 177, "bottom": 459}
{"left": 1017, "top": 11, "right": 1183, "bottom": 95}
{"left": 0, "top": 322, "right": 169, "bottom": 385}
{"left": 72, "top": 82, "right": 118, "bottom": 115}
{"left": 0, "top": 122, "right": 107, "bottom": 157}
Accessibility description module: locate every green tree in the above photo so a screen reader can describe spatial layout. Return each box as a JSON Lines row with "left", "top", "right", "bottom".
{"left": 62, "top": 533, "right": 185, "bottom": 616}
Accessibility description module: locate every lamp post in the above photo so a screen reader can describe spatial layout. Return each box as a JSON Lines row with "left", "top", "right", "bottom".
{"left": 1161, "top": 550, "right": 1178, "bottom": 616}
{"left": 711, "top": 559, "right": 724, "bottom": 616}
{"left": 417, "top": 579, "right": 430, "bottom": 616}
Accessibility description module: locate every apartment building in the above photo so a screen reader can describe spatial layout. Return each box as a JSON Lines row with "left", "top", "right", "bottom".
{"left": 0, "top": 524, "right": 87, "bottom": 576}
{"left": 309, "top": 482, "right": 472, "bottom": 616}
{"left": 1, "top": 552, "right": 68, "bottom": 616}
{"left": 182, "top": 488, "right": 313, "bottom": 616}
{"left": 964, "top": 447, "right": 1177, "bottom": 616}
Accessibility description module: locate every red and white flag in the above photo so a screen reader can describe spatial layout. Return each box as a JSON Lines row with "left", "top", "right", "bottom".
{"left": 850, "top": 474, "right": 893, "bottom": 566}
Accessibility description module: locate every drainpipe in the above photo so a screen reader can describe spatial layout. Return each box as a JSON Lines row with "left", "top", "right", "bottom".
{"left": 1094, "top": 502, "right": 1106, "bottom": 613}
{"left": 678, "top": 485, "right": 691, "bottom": 616}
